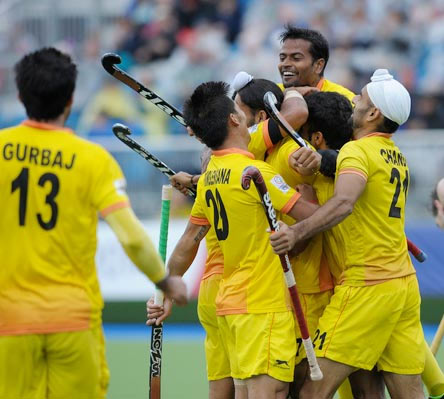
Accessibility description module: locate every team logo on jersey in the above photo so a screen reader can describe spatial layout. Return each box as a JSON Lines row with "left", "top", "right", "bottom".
{"left": 270, "top": 175, "right": 290, "bottom": 193}
{"left": 114, "top": 178, "right": 127, "bottom": 195}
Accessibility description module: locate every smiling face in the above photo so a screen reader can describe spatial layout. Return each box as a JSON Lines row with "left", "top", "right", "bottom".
{"left": 278, "top": 39, "right": 325, "bottom": 88}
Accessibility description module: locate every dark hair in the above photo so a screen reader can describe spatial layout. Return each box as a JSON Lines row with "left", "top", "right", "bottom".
{"left": 305, "top": 91, "right": 353, "bottom": 150}
{"left": 431, "top": 186, "right": 439, "bottom": 216}
{"left": 183, "top": 81, "right": 235, "bottom": 149}
{"left": 15, "top": 47, "right": 77, "bottom": 121}
{"left": 377, "top": 116, "right": 400, "bottom": 134}
{"left": 280, "top": 25, "right": 329, "bottom": 75}
{"left": 232, "top": 79, "right": 284, "bottom": 113}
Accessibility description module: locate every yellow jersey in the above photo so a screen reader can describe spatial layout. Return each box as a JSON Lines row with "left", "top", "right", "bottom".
{"left": 202, "top": 228, "right": 224, "bottom": 280}
{"left": 190, "top": 148, "right": 300, "bottom": 315}
{"left": 313, "top": 172, "right": 345, "bottom": 284}
{"left": 248, "top": 119, "right": 274, "bottom": 161}
{"left": 0, "top": 120, "right": 129, "bottom": 335}
{"left": 278, "top": 77, "right": 355, "bottom": 104}
{"left": 265, "top": 137, "right": 333, "bottom": 293}
{"left": 336, "top": 133, "right": 415, "bottom": 285}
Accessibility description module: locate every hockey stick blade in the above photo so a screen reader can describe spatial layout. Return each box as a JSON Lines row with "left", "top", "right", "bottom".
{"left": 102, "top": 53, "right": 187, "bottom": 127}
{"left": 112, "top": 123, "right": 196, "bottom": 197}
{"left": 263, "top": 91, "right": 307, "bottom": 148}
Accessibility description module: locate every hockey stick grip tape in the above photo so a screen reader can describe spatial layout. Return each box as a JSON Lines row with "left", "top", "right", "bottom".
{"left": 407, "top": 238, "right": 427, "bottom": 263}
{"left": 154, "top": 185, "right": 172, "bottom": 305}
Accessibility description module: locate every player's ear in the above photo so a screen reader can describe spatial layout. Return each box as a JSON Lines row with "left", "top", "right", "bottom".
{"left": 229, "top": 112, "right": 241, "bottom": 127}
{"left": 256, "top": 110, "right": 268, "bottom": 123}
{"left": 366, "top": 106, "right": 381, "bottom": 123}
{"left": 314, "top": 58, "right": 325, "bottom": 75}
{"left": 311, "top": 131, "right": 323, "bottom": 147}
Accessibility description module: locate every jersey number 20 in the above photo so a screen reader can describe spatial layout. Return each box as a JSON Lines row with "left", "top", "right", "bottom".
{"left": 205, "top": 188, "right": 229, "bottom": 240}
{"left": 11, "top": 167, "right": 60, "bottom": 230}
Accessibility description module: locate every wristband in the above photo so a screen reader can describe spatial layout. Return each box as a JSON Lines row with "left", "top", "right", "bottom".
{"left": 155, "top": 275, "right": 169, "bottom": 290}
{"left": 284, "top": 90, "right": 304, "bottom": 100}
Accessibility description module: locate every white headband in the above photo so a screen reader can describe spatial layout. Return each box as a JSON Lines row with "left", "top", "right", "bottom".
{"left": 366, "top": 69, "right": 411, "bottom": 126}
{"left": 232, "top": 71, "right": 254, "bottom": 92}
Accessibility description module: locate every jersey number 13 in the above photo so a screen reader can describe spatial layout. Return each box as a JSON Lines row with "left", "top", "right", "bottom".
{"left": 11, "top": 167, "right": 60, "bottom": 230}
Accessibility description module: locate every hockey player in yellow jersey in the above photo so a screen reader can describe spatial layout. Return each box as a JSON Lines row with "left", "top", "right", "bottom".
{"left": 153, "top": 81, "right": 320, "bottom": 399}
{"left": 271, "top": 69, "right": 425, "bottom": 399}
{"left": 278, "top": 25, "right": 355, "bottom": 103}
{"left": 0, "top": 47, "right": 187, "bottom": 399}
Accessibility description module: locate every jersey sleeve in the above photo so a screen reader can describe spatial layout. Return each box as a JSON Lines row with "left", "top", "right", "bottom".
{"left": 257, "top": 162, "right": 301, "bottom": 214}
{"left": 190, "top": 182, "right": 210, "bottom": 225}
{"left": 90, "top": 146, "right": 130, "bottom": 217}
{"left": 336, "top": 141, "right": 369, "bottom": 181}
{"left": 277, "top": 139, "right": 316, "bottom": 185}
{"left": 248, "top": 120, "right": 273, "bottom": 160}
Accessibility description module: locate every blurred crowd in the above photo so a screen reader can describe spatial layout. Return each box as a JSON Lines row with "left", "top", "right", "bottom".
{"left": 1, "top": 0, "right": 444, "bottom": 135}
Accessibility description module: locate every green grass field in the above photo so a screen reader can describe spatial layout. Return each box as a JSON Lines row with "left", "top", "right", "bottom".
{"left": 107, "top": 339, "right": 208, "bottom": 399}
{"left": 106, "top": 329, "right": 444, "bottom": 399}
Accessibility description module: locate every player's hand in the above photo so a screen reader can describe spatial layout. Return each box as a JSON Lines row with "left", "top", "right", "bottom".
{"left": 288, "top": 86, "right": 319, "bottom": 97}
{"left": 170, "top": 172, "right": 194, "bottom": 195}
{"left": 290, "top": 147, "right": 321, "bottom": 174}
{"left": 146, "top": 297, "right": 173, "bottom": 326}
{"left": 162, "top": 275, "right": 188, "bottom": 305}
{"left": 296, "top": 184, "right": 318, "bottom": 203}
{"left": 434, "top": 199, "right": 444, "bottom": 229}
{"left": 269, "top": 221, "right": 301, "bottom": 254}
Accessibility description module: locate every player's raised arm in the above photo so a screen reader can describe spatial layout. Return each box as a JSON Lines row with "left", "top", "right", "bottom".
{"left": 278, "top": 88, "right": 309, "bottom": 136}
{"left": 105, "top": 207, "right": 187, "bottom": 305}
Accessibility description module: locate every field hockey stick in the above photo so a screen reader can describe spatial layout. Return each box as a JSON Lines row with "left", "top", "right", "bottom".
{"left": 263, "top": 91, "right": 307, "bottom": 148}
{"left": 149, "top": 185, "right": 173, "bottom": 399}
{"left": 102, "top": 53, "right": 187, "bottom": 127}
{"left": 112, "top": 123, "right": 196, "bottom": 197}
{"left": 406, "top": 238, "right": 427, "bottom": 263}
{"left": 263, "top": 94, "right": 428, "bottom": 263}
{"left": 431, "top": 314, "right": 444, "bottom": 356}
{"left": 241, "top": 165, "right": 323, "bottom": 381}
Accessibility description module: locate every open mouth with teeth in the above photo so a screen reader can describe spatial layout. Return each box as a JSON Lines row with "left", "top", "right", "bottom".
{"left": 282, "top": 71, "right": 297, "bottom": 81}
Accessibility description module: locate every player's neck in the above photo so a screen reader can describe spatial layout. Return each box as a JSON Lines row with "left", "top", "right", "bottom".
{"left": 216, "top": 136, "right": 249, "bottom": 152}
{"left": 353, "top": 126, "right": 379, "bottom": 140}
{"left": 30, "top": 114, "right": 66, "bottom": 128}
{"left": 311, "top": 75, "right": 322, "bottom": 88}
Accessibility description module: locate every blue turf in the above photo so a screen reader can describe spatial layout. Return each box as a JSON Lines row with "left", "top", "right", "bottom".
{"left": 105, "top": 322, "right": 438, "bottom": 341}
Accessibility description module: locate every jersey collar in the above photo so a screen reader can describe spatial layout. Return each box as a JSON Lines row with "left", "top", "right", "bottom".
{"left": 359, "top": 132, "right": 393, "bottom": 140}
{"left": 22, "top": 119, "right": 73, "bottom": 133}
{"left": 212, "top": 148, "right": 255, "bottom": 159}
{"left": 316, "top": 78, "right": 325, "bottom": 90}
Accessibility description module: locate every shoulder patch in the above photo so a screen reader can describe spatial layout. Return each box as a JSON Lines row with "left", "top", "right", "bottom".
{"left": 114, "top": 178, "right": 127, "bottom": 195}
{"left": 270, "top": 175, "right": 290, "bottom": 193}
